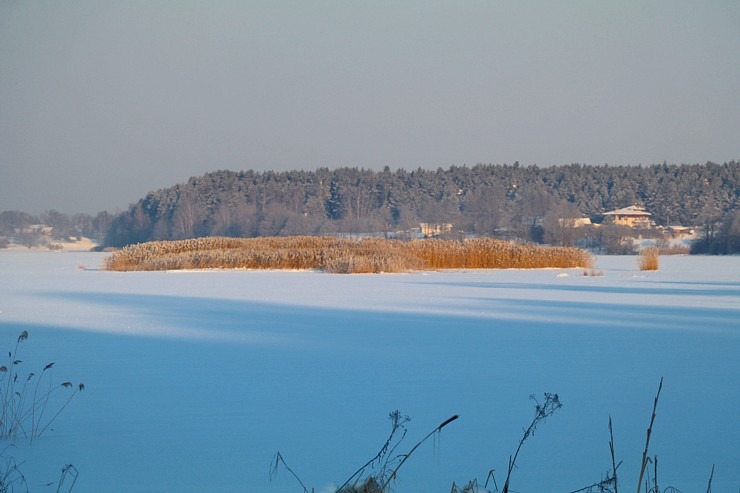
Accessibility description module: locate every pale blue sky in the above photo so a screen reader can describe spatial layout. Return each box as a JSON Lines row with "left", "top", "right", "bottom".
{"left": 1, "top": 1, "right": 738, "bottom": 214}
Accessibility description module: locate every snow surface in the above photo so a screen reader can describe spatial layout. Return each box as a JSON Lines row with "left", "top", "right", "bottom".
{"left": 0, "top": 251, "right": 738, "bottom": 492}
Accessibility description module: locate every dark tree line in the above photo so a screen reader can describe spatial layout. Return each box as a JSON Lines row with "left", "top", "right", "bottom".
{"left": 101, "top": 161, "right": 739, "bottom": 251}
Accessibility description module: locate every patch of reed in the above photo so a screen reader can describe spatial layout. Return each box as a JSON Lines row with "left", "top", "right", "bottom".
{"left": 638, "top": 246, "right": 659, "bottom": 271}
{"left": 656, "top": 245, "right": 689, "bottom": 255}
{"left": 105, "top": 236, "right": 593, "bottom": 273}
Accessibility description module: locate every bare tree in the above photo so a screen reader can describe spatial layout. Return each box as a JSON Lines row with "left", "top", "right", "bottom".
{"left": 172, "top": 192, "right": 203, "bottom": 239}
{"left": 543, "top": 202, "right": 584, "bottom": 246}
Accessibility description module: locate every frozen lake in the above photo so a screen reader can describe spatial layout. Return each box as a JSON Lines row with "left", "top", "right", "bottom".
{"left": 0, "top": 251, "right": 738, "bottom": 492}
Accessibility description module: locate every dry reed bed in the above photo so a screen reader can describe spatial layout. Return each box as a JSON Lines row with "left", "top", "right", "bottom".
{"left": 105, "top": 236, "right": 592, "bottom": 273}
{"left": 638, "top": 246, "right": 660, "bottom": 271}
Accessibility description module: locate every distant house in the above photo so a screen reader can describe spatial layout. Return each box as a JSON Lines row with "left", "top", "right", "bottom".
{"left": 667, "top": 225, "right": 695, "bottom": 238}
{"left": 558, "top": 217, "right": 592, "bottom": 228}
{"left": 603, "top": 206, "right": 654, "bottom": 228}
{"left": 419, "top": 223, "right": 452, "bottom": 238}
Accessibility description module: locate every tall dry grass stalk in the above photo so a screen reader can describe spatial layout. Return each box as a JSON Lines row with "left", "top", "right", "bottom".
{"left": 0, "top": 331, "right": 84, "bottom": 445}
{"left": 638, "top": 247, "right": 659, "bottom": 271}
{"left": 609, "top": 415, "right": 619, "bottom": 493}
{"left": 706, "top": 464, "right": 715, "bottom": 493}
{"left": 0, "top": 454, "right": 27, "bottom": 491}
{"left": 379, "top": 414, "right": 458, "bottom": 491}
{"left": 271, "top": 411, "right": 458, "bottom": 493}
{"left": 500, "top": 393, "right": 562, "bottom": 493}
{"left": 636, "top": 377, "right": 662, "bottom": 493}
{"left": 105, "top": 236, "right": 593, "bottom": 273}
{"left": 269, "top": 381, "right": 713, "bottom": 493}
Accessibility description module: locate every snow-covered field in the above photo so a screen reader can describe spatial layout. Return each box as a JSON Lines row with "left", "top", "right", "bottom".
{"left": 0, "top": 251, "right": 738, "bottom": 492}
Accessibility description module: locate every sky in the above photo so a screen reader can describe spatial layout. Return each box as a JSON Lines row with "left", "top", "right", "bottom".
{"left": 1, "top": 1, "right": 738, "bottom": 215}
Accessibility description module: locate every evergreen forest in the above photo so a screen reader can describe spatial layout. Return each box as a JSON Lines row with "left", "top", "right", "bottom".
{"left": 2, "top": 162, "right": 738, "bottom": 253}
{"left": 104, "top": 162, "right": 738, "bottom": 252}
